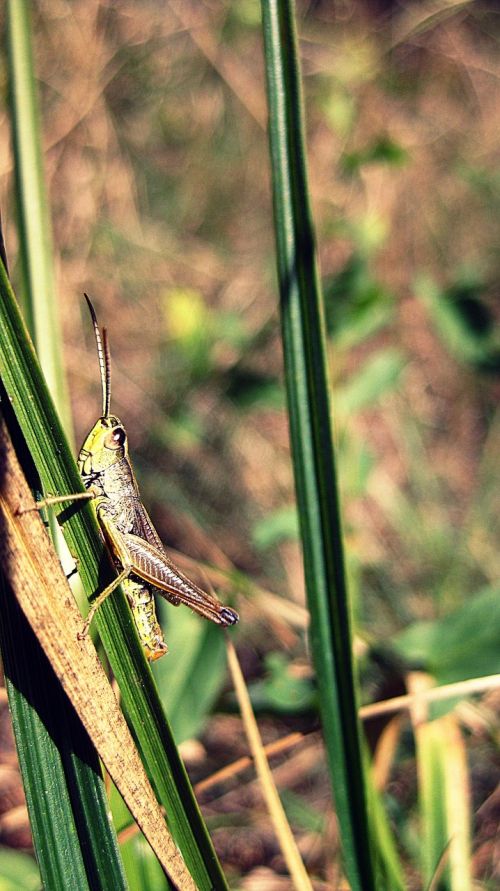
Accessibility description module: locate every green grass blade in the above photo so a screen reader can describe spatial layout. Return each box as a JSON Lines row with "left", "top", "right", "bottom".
{"left": 260, "top": 2, "right": 378, "bottom": 887}
{"left": 6, "top": 0, "right": 70, "bottom": 431}
{"left": 3, "top": 4, "right": 130, "bottom": 864}
{"left": 0, "top": 265, "right": 228, "bottom": 889}
{"left": 4, "top": 7, "right": 224, "bottom": 880}
{"left": 153, "top": 608, "right": 228, "bottom": 744}
{"left": 0, "top": 377, "right": 128, "bottom": 887}
{"left": 0, "top": 579, "right": 90, "bottom": 891}
{"left": 0, "top": 576, "right": 130, "bottom": 891}
{"left": 0, "top": 342, "right": 128, "bottom": 885}
{"left": 0, "top": 846, "right": 40, "bottom": 891}
{"left": 416, "top": 713, "right": 471, "bottom": 891}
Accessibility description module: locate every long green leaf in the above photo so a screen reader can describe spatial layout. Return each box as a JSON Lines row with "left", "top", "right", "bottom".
{"left": 4, "top": 3, "right": 228, "bottom": 885}
{"left": 4, "top": 5, "right": 131, "bottom": 885}
{"left": 0, "top": 846, "right": 40, "bottom": 891}
{"left": 260, "top": 2, "right": 380, "bottom": 887}
{"left": 0, "top": 587, "right": 89, "bottom": 891}
{"left": 0, "top": 571, "right": 130, "bottom": 891}
{"left": 0, "top": 263, "right": 228, "bottom": 889}
{"left": 6, "top": 0, "right": 70, "bottom": 431}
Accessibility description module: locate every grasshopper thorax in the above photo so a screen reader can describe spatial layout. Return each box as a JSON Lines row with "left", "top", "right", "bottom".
{"left": 78, "top": 415, "right": 129, "bottom": 479}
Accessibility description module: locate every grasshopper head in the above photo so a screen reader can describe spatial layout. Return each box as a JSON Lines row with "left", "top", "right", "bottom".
{"left": 80, "top": 297, "right": 129, "bottom": 480}
{"left": 78, "top": 416, "right": 128, "bottom": 478}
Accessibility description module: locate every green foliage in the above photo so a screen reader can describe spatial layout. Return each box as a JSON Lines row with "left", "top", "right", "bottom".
{"left": 323, "top": 253, "right": 394, "bottom": 348}
{"left": 153, "top": 608, "right": 229, "bottom": 744}
{"left": 121, "top": 837, "right": 169, "bottom": 891}
{"left": 392, "top": 585, "right": 500, "bottom": 688}
{"left": 107, "top": 787, "right": 170, "bottom": 891}
{"left": 342, "top": 135, "right": 408, "bottom": 175}
{"left": 224, "top": 368, "right": 284, "bottom": 411}
{"left": 247, "top": 653, "right": 316, "bottom": 714}
{"left": 0, "top": 848, "right": 40, "bottom": 891}
{"left": 2, "top": 0, "right": 498, "bottom": 887}
{"left": 252, "top": 506, "right": 299, "bottom": 550}
{"left": 336, "top": 350, "right": 405, "bottom": 417}
{"left": 417, "top": 274, "right": 500, "bottom": 371}
{"left": 279, "top": 791, "right": 325, "bottom": 834}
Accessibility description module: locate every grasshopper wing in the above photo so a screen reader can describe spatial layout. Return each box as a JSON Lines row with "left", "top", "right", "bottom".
{"left": 132, "top": 500, "right": 166, "bottom": 552}
{"left": 123, "top": 532, "right": 239, "bottom": 626}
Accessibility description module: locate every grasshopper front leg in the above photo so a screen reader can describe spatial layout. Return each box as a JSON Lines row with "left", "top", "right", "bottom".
{"left": 17, "top": 488, "right": 126, "bottom": 630}
{"left": 18, "top": 489, "right": 96, "bottom": 514}
{"left": 19, "top": 489, "right": 129, "bottom": 625}
{"left": 19, "top": 489, "right": 170, "bottom": 658}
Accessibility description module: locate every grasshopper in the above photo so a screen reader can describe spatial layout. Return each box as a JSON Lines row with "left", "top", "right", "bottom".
{"left": 34, "top": 295, "right": 238, "bottom": 660}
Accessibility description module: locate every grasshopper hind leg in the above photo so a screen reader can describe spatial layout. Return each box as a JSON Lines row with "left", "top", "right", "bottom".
{"left": 125, "top": 579, "right": 168, "bottom": 661}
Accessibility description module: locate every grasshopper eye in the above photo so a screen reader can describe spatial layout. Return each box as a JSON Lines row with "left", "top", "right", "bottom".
{"left": 105, "top": 427, "right": 126, "bottom": 450}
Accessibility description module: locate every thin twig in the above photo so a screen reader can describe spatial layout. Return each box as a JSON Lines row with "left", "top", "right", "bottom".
{"left": 225, "top": 636, "right": 314, "bottom": 891}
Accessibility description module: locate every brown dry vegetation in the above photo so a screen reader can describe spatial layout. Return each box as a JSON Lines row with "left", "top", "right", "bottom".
{"left": 1, "top": 1, "right": 499, "bottom": 887}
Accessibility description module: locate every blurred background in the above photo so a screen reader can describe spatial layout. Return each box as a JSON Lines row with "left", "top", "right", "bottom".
{"left": 1, "top": 1, "right": 499, "bottom": 887}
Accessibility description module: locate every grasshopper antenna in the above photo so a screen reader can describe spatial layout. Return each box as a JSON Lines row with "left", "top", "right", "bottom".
{"left": 84, "top": 294, "right": 111, "bottom": 418}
